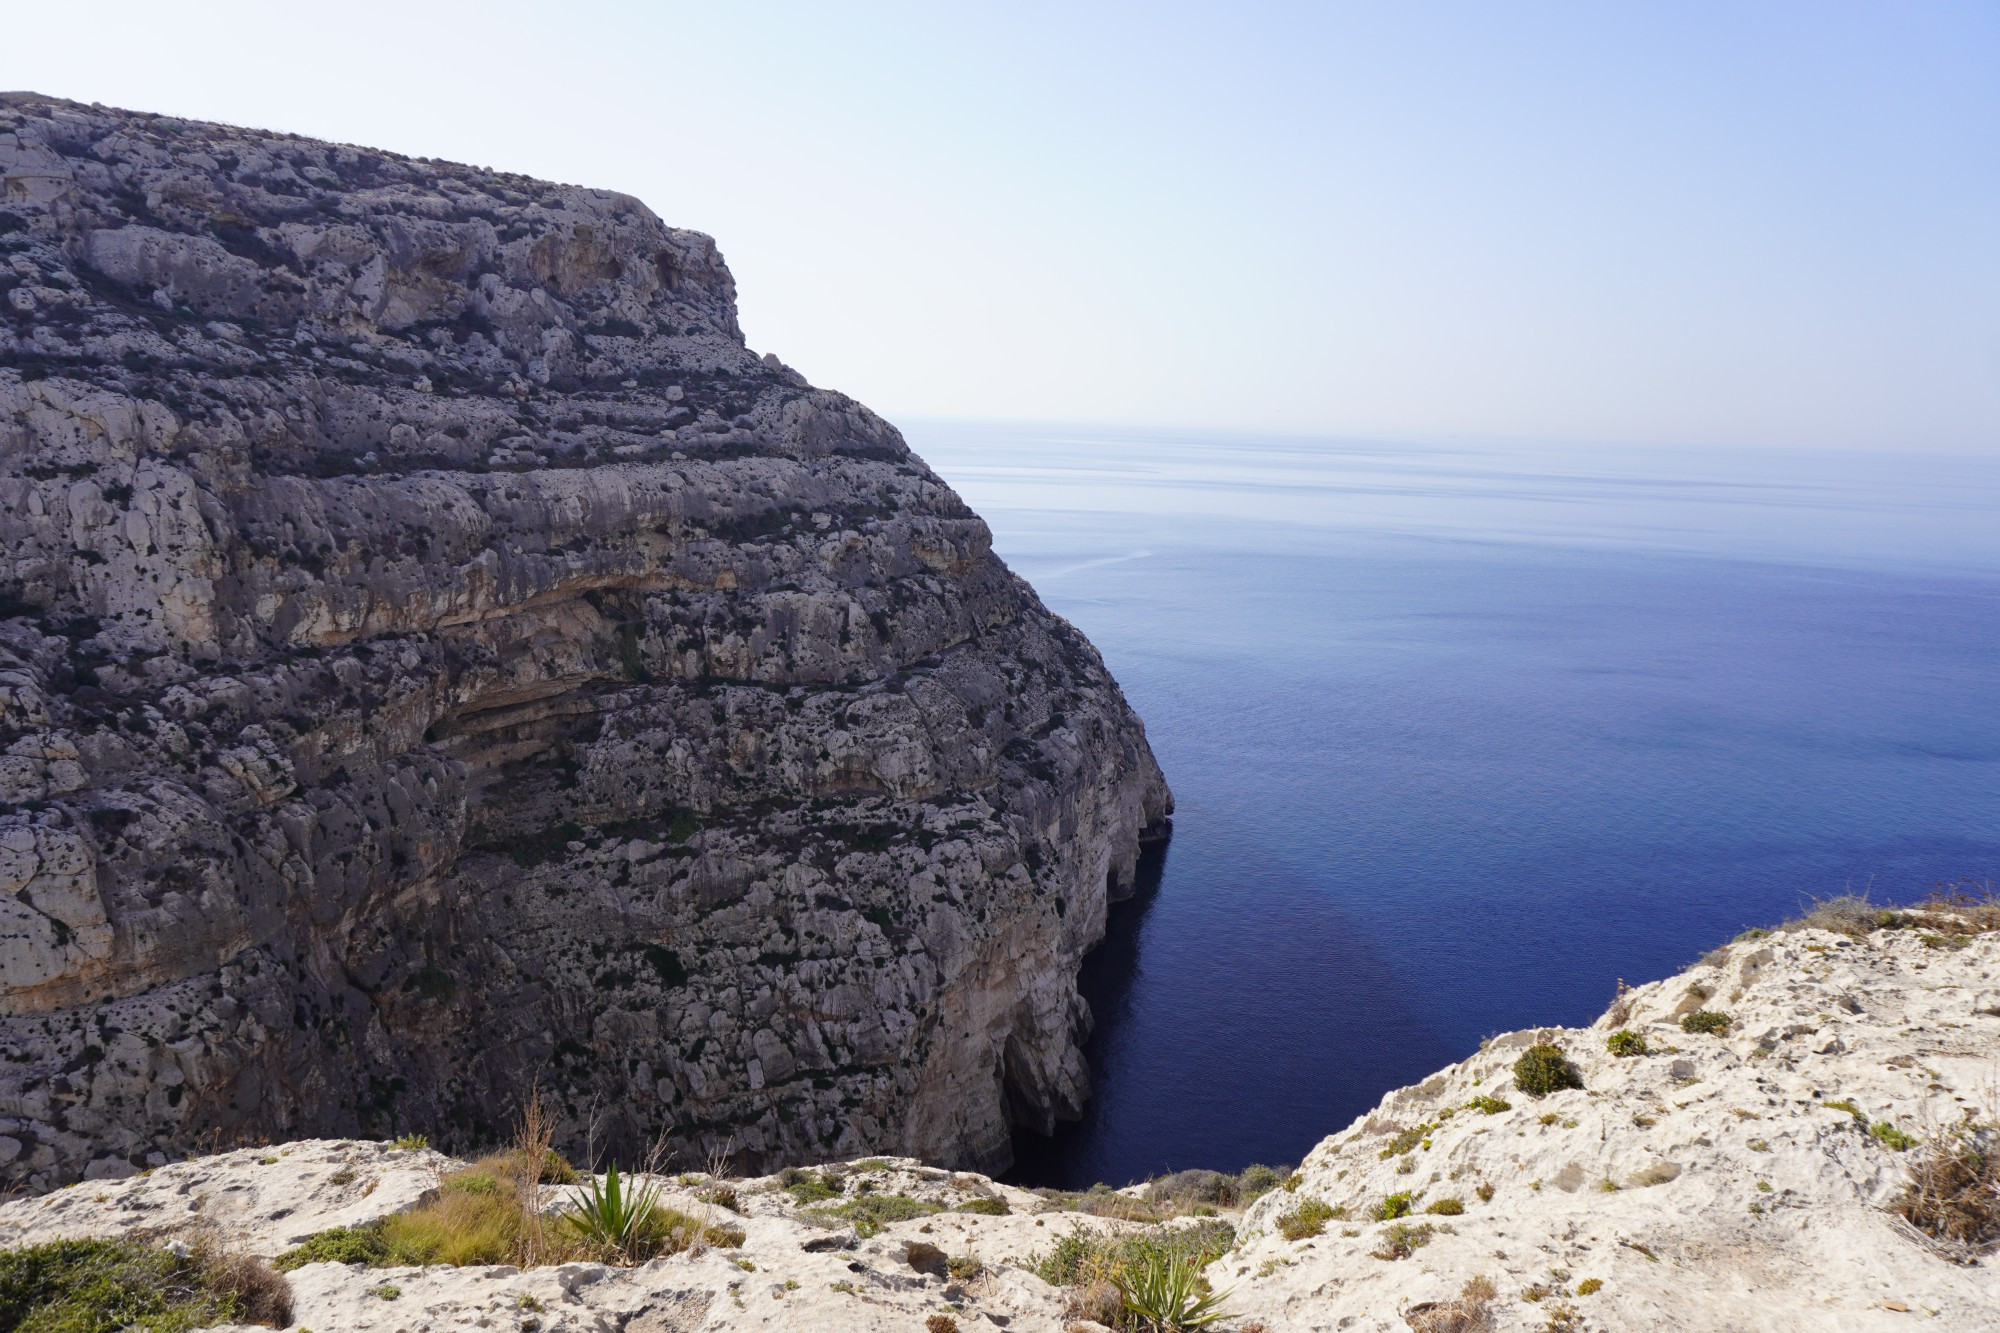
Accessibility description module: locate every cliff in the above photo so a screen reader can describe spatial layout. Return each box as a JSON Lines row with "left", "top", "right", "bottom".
{"left": 0, "top": 910, "right": 1991, "bottom": 1330}
{"left": 0, "top": 92, "right": 1171, "bottom": 1190}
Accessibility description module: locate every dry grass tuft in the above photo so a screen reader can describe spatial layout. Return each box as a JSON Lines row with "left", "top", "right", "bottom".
{"left": 1892, "top": 1113, "right": 2000, "bottom": 1260}
{"left": 1404, "top": 1273, "right": 1496, "bottom": 1330}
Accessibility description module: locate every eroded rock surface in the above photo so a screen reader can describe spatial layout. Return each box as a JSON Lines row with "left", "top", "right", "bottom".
{"left": 0, "top": 92, "right": 1170, "bottom": 1190}
{"left": 2, "top": 926, "right": 1992, "bottom": 1330}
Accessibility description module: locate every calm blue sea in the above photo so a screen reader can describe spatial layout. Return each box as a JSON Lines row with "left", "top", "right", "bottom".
{"left": 902, "top": 420, "right": 2000, "bottom": 1190}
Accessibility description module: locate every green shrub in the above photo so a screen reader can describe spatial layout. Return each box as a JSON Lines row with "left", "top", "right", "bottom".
{"left": 1514, "top": 1044, "right": 1584, "bottom": 1097}
{"left": 392, "top": 1133, "right": 429, "bottom": 1150}
{"left": 1369, "top": 1222, "right": 1435, "bottom": 1260}
{"left": 1424, "top": 1197, "right": 1464, "bottom": 1215}
{"left": 783, "top": 1170, "right": 844, "bottom": 1205}
{"left": 1679, "top": 1010, "right": 1732, "bottom": 1036}
{"left": 1467, "top": 1094, "right": 1511, "bottom": 1114}
{"left": 953, "top": 1197, "right": 1010, "bottom": 1216}
{"left": 1373, "top": 1192, "right": 1415, "bottom": 1221}
{"left": 1378, "top": 1123, "right": 1434, "bottom": 1159}
{"left": 1236, "top": 1163, "right": 1288, "bottom": 1202}
{"left": 0, "top": 1238, "right": 291, "bottom": 1331}
{"left": 274, "top": 1224, "right": 407, "bottom": 1271}
{"left": 1274, "top": 1197, "right": 1338, "bottom": 1241}
{"left": 1576, "top": 1277, "right": 1604, "bottom": 1296}
{"left": 1605, "top": 1030, "right": 1649, "bottom": 1058}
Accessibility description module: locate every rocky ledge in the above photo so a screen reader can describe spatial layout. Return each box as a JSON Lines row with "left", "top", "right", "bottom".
{"left": 0, "top": 91, "right": 1171, "bottom": 1190}
{"left": 1, "top": 909, "right": 1993, "bottom": 1330}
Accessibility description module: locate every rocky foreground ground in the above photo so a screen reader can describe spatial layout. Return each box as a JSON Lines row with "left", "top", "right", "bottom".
{"left": 2, "top": 908, "right": 1993, "bottom": 1331}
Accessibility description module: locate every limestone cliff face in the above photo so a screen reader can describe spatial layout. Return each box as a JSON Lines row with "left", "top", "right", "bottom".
{"left": 0, "top": 93, "right": 1170, "bottom": 1189}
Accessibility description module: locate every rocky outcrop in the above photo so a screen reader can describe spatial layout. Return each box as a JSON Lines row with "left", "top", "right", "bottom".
{"left": 0, "top": 92, "right": 1170, "bottom": 1190}
{"left": 1, "top": 921, "right": 1991, "bottom": 1330}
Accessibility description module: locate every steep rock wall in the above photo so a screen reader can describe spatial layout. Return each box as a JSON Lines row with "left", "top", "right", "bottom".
{"left": 0, "top": 93, "right": 1170, "bottom": 1189}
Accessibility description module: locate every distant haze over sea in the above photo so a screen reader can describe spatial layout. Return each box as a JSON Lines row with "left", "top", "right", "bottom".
{"left": 908, "top": 421, "right": 2000, "bottom": 1188}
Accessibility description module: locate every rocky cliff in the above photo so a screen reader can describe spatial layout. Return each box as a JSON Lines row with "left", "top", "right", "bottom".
{"left": 0, "top": 92, "right": 1171, "bottom": 1191}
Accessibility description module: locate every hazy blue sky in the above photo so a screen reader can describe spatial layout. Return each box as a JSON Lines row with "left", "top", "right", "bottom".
{"left": 7, "top": 2, "right": 1996, "bottom": 449}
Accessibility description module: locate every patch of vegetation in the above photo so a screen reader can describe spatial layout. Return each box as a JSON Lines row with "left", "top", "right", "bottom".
{"left": 1369, "top": 1221, "right": 1436, "bottom": 1261}
{"left": 0, "top": 1238, "right": 291, "bottom": 1331}
{"left": 1373, "top": 1192, "right": 1415, "bottom": 1221}
{"left": 1576, "top": 1277, "right": 1603, "bottom": 1296}
{"left": 1275, "top": 1197, "right": 1339, "bottom": 1241}
{"left": 1032, "top": 1219, "right": 1234, "bottom": 1325}
{"left": 802, "top": 1194, "right": 942, "bottom": 1239}
{"left": 953, "top": 1197, "right": 1009, "bottom": 1216}
{"left": 1514, "top": 1044, "right": 1584, "bottom": 1097}
{"left": 1824, "top": 1099, "right": 1865, "bottom": 1122}
{"left": 1467, "top": 1094, "right": 1511, "bottom": 1114}
{"left": 1605, "top": 1030, "right": 1649, "bottom": 1058}
{"left": 1424, "top": 1197, "right": 1465, "bottom": 1215}
{"left": 1143, "top": 1163, "right": 1292, "bottom": 1211}
{"left": 1378, "top": 1123, "right": 1434, "bottom": 1159}
{"left": 783, "top": 1170, "right": 845, "bottom": 1205}
{"left": 1870, "top": 1122, "right": 1918, "bottom": 1152}
{"left": 392, "top": 1133, "right": 429, "bottom": 1150}
{"left": 1114, "top": 1250, "right": 1234, "bottom": 1330}
{"left": 1893, "top": 1120, "right": 1999, "bottom": 1256}
{"left": 1679, "top": 1010, "right": 1732, "bottom": 1036}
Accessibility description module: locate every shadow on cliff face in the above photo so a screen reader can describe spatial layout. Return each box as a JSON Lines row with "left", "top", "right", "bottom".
{"left": 1003, "top": 835, "right": 1170, "bottom": 1187}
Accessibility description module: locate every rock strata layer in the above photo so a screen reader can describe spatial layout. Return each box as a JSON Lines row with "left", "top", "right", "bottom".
{"left": 0, "top": 92, "right": 1170, "bottom": 1190}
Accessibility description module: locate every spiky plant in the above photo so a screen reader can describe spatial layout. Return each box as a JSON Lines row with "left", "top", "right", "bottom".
{"left": 559, "top": 1164, "right": 663, "bottom": 1261}
{"left": 1115, "top": 1251, "right": 1233, "bottom": 1330}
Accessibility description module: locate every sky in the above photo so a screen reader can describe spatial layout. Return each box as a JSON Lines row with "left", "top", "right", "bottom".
{"left": 5, "top": 2, "right": 1997, "bottom": 451}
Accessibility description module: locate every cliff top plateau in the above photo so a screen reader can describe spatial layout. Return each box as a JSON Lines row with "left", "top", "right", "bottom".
{"left": 1, "top": 898, "right": 1994, "bottom": 1330}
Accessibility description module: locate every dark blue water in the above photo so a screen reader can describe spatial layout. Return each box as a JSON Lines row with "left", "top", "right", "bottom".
{"left": 902, "top": 421, "right": 2000, "bottom": 1190}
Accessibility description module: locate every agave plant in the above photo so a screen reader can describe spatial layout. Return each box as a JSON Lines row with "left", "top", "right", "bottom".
{"left": 1115, "top": 1252, "right": 1234, "bottom": 1331}
{"left": 559, "top": 1164, "right": 662, "bottom": 1259}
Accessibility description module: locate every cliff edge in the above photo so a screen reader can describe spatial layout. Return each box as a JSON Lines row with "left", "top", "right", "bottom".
{"left": 0, "top": 92, "right": 1171, "bottom": 1189}
{"left": 0, "top": 909, "right": 1991, "bottom": 1330}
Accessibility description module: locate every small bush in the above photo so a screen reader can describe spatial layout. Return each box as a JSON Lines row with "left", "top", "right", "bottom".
{"left": 1424, "top": 1197, "right": 1464, "bottom": 1215}
{"left": 1605, "top": 1030, "right": 1649, "bottom": 1058}
{"left": 1369, "top": 1221, "right": 1435, "bottom": 1260}
{"left": 1237, "top": 1163, "right": 1289, "bottom": 1202}
{"left": 1467, "top": 1094, "right": 1511, "bottom": 1114}
{"left": 392, "top": 1133, "right": 429, "bottom": 1150}
{"left": 783, "top": 1170, "right": 844, "bottom": 1205}
{"left": 0, "top": 1238, "right": 291, "bottom": 1331}
{"left": 1576, "top": 1277, "right": 1603, "bottom": 1295}
{"left": 1514, "top": 1044, "right": 1584, "bottom": 1097}
{"left": 1275, "top": 1197, "right": 1338, "bottom": 1240}
{"left": 925, "top": 1316, "right": 958, "bottom": 1333}
{"left": 1379, "top": 1123, "right": 1434, "bottom": 1159}
{"left": 1679, "top": 1010, "right": 1732, "bottom": 1035}
{"left": 1373, "top": 1192, "right": 1415, "bottom": 1221}
{"left": 953, "top": 1196, "right": 1010, "bottom": 1216}
{"left": 1475, "top": 1182, "right": 1495, "bottom": 1202}
{"left": 274, "top": 1224, "right": 407, "bottom": 1271}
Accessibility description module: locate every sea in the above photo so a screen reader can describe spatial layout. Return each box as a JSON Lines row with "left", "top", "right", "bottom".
{"left": 899, "top": 419, "right": 2000, "bottom": 1190}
